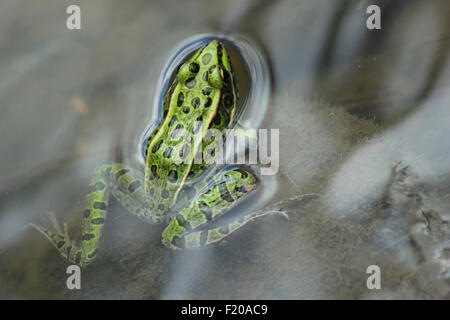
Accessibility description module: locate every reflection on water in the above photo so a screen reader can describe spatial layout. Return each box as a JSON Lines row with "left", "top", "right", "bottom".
{"left": 0, "top": 0, "right": 449, "bottom": 299}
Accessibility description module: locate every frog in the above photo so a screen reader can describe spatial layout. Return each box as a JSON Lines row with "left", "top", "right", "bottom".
{"left": 31, "top": 40, "right": 272, "bottom": 267}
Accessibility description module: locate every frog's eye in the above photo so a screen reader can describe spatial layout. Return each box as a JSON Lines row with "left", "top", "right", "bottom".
{"left": 207, "top": 65, "right": 223, "bottom": 89}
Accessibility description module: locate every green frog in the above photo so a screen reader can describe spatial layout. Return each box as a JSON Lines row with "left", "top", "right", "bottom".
{"left": 31, "top": 40, "right": 270, "bottom": 267}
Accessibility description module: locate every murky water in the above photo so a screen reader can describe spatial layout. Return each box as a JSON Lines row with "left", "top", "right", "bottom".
{"left": 0, "top": 0, "right": 449, "bottom": 299}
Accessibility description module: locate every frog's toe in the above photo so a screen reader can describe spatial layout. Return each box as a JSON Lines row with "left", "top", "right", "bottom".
{"left": 46, "top": 211, "right": 64, "bottom": 235}
{"left": 29, "top": 222, "right": 82, "bottom": 264}
{"left": 29, "top": 222, "right": 61, "bottom": 243}
{"left": 277, "top": 211, "right": 290, "bottom": 220}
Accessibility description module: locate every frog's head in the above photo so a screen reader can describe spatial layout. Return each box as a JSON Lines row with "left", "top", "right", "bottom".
{"left": 176, "top": 40, "right": 232, "bottom": 89}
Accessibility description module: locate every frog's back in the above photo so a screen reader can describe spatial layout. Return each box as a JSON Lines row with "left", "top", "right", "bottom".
{"left": 144, "top": 40, "right": 239, "bottom": 212}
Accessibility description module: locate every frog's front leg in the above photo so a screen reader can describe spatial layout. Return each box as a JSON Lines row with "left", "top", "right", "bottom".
{"left": 161, "top": 168, "right": 275, "bottom": 249}
{"left": 30, "top": 163, "right": 162, "bottom": 267}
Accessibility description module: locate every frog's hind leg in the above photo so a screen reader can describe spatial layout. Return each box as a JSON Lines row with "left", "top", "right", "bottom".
{"left": 174, "top": 208, "right": 281, "bottom": 249}
{"left": 30, "top": 166, "right": 110, "bottom": 266}
{"left": 30, "top": 163, "right": 160, "bottom": 267}
{"left": 162, "top": 168, "right": 279, "bottom": 249}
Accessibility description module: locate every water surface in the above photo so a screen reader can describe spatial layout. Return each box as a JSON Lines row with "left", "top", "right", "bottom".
{"left": 0, "top": 0, "right": 449, "bottom": 299}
